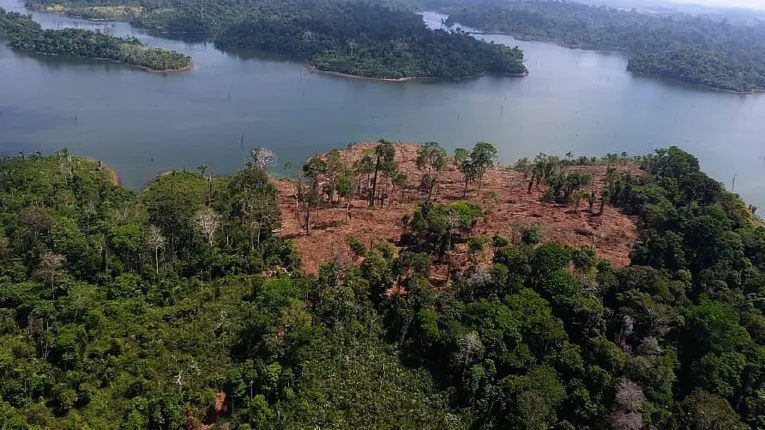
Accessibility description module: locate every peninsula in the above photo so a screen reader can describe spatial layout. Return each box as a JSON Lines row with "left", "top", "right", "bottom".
{"left": 0, "top": 7, "right": 191, "bottom": 72}
{"left": 213, "top": 3, "right": 526, "bottom": 80}
{"left": 442, "top": 0, "right": 765, "bottom": 93}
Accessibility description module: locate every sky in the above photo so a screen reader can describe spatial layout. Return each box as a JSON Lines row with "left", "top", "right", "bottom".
{"left": 667, "top": 0, "right": 765, "bottom": 10}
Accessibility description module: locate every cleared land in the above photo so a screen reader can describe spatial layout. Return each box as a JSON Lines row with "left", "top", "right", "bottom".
{"left": 272, "top": 142, "right": 639, "bottom": 277}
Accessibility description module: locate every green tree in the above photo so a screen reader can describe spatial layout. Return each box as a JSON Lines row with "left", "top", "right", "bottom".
{"left": 469, "top": 142, "right": 498, "bottom": 196}
{"left": 416, "top": 141, "right": 447, "bottom": 201}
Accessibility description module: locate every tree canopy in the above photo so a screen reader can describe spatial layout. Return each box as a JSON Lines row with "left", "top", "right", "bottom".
{"left": 439, "top": 0, "right": 765, "bottom": 92}
{"left": 22, "top": 0, "right": 526, "bottom": 79}
{"left": 1, "top": 144, "right": 764, "bottom": 428}
{"left": 0, "top": 7, "right": 191, "bottom": 71}
{"left": 214, "top": 2, "right": 526, "bottom": 79}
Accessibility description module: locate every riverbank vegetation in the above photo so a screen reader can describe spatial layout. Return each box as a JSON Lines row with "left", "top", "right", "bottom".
{"left": 0, "top": 7, "right": 190, "bottom": 71}
{"left": 2, "top": 142, "right": 765, "bottom": 428}
{"left": 440, "top": 0, "right": 765, "bottom": 92}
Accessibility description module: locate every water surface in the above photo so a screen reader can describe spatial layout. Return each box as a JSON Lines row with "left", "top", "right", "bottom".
{"left": 2, "top": 3, "right": 764, "bottom": 207}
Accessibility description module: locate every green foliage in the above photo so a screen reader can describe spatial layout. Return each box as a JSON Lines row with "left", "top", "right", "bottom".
{"left": 280, "top": 329, "right": 458, "bottom": 429}
{"left": 0, "top": 8, "right": 190, "bottom": 71}
{"left": 417, "top": 141, "right": 447, "bottom": 200}
{"left": 458, "top": 141, "right": 498, "bottom": 196}
{"left": 402, "top": 201, "right": 485, "bottom": 256}
{"left": 544, "top": 171, "right": 592, "bottom": 205}
{"left": 347, "top": 235, "right": 367, "bottom": 258}
{"left": 213, "top": 2, "right": 525, "bottom": 79}
{"left": 3, "top": 145, "right": 765, "bottom": 428}
{"left": 443, "top": 0, "right": 765, "bottom": 92}
{"left": 520, "top": 223, "right": 541, "bottom": 245}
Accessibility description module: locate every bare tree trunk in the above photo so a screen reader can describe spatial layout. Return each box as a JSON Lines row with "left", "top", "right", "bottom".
{"left": 154, "top": 248, "right": 159, "bottom": 274}
{"left": 370, "top": 157, "right": 380, "bottom": 207}
{"left": 305, "top": 203, "right": 311, "bottom": 235}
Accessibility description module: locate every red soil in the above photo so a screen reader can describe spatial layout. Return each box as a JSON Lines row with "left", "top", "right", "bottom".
{"left": 273, "top": 142, "right": 639, "bottom": 276}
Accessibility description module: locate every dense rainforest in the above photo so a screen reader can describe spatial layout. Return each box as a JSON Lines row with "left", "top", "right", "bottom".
{"left": 438, "top": 0, "right": 765, "bottom": 92}
{"left": 23, "top": 0, "right": 526, "bottom": 79}
{"left": 214, "top": 2, "right": 526, "bottom": 79}
{"left": 0, "top": 7, "right": 190, "bottom": 71}
{"left": 2, "top": 141, "right": 765, "bottom": 429}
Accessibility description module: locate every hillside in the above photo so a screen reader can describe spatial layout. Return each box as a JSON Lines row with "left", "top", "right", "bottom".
{"left": 273, "top": 142, "right": 638, "bottom": 275}
{"left": 1, "top": 144, "right": 764, "bottom": 429}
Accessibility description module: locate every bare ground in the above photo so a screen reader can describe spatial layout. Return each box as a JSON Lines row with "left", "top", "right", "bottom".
{"left": 273, "top": 142, "right": 639, "bottom": 276}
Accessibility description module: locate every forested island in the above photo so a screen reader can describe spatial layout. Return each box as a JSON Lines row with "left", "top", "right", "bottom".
{"left": 2, "top": 141, "right": 765, "bottom": 428}
{"left": 0, "top": 7, "right": 191, "bottom": 72}
{"left": 214, "top": 3, "right": 526, "bottom": 79}
{"left": 440, "top": 0, "right": 765, "bottom": 92}
{"left": 23, "top": 0, "right": 526, "bottom": 79}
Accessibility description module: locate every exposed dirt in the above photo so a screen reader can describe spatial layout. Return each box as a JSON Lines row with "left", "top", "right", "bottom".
{"left": 273, "top": 142, "right": 640, "bottom": 276}
{"left": 199, "top": 391, "right": 228, "bottom": 429}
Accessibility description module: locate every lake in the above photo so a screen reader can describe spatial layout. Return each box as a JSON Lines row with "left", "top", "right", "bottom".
{"left": 2, "top": 1, "right": 765, "bottom": 208}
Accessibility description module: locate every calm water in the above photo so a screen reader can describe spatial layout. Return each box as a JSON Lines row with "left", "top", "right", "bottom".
{"left": 2, "top": 2, "right": 765, "bottom": 207}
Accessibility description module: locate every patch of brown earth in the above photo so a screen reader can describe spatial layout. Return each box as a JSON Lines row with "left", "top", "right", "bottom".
{"left": 199, "top": 391, "right": 228, "bottom": 429}
{"left": 273, "top": 142, "right": 640, "bottom": 275}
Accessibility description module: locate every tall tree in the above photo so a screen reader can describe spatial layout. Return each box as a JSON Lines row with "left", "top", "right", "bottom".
{"left": 193, "top": 207, "right": 220, "bottom": 247}
{"left": 324, "top": 149, "right": 344, "bottom": 205}
{"left": 302, "top": 157, "right": 327, "bottom": 234}
{"left": 146, "top": 224, "right": 165, "bottom": 274}
{"left": 469, "top": 142, "right": 498, "bottom": 196}
{"left": 370, "top": 140, "right": 395, "bottom": 207}
{"left": 416, "top": 141, "right": 446, "bottom": 202}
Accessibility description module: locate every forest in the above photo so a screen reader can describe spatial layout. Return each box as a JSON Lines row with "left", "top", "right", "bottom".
{"left": 439, "top": 0, "right": 765, "bottom": 92}
{"left": 23, "top": 0, "right": 525, "bottom": 79}
{"left": 214, "top": 2, "right": 526, "bottom": 79}
{"left": 2, "top": 140, "right": 765, "bottom": 429}
{"left": 0, "top": 7, "right": 191, "bottom": 72}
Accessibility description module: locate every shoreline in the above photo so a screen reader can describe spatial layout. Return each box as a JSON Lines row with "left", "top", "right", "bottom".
{"left": 141, "top": 62, "right": 193, "bottom": 73}
{"left": 443, "top": 18, "right": 762, "bottom": 95}
{"left": 304, "top": 63, "right": 526, "bottom": 82}
{"left": 13, "top": 49, "right": 193, "bottom": 73}
{"left": 627, "top": 69, "right": 765, "bottom": 95}
{"left": 81, "top": 157, "right": 121, "bottom": 185}
{"left": 304, "top": 64, "right": 431, "bottom": 82}
{"left": 27, "top": 4, "right": 136, "bottom": 22}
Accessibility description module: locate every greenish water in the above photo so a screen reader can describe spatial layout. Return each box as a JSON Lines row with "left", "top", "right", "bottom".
{"left": 2, "top": 2, "right": 765, "bottom": 207}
